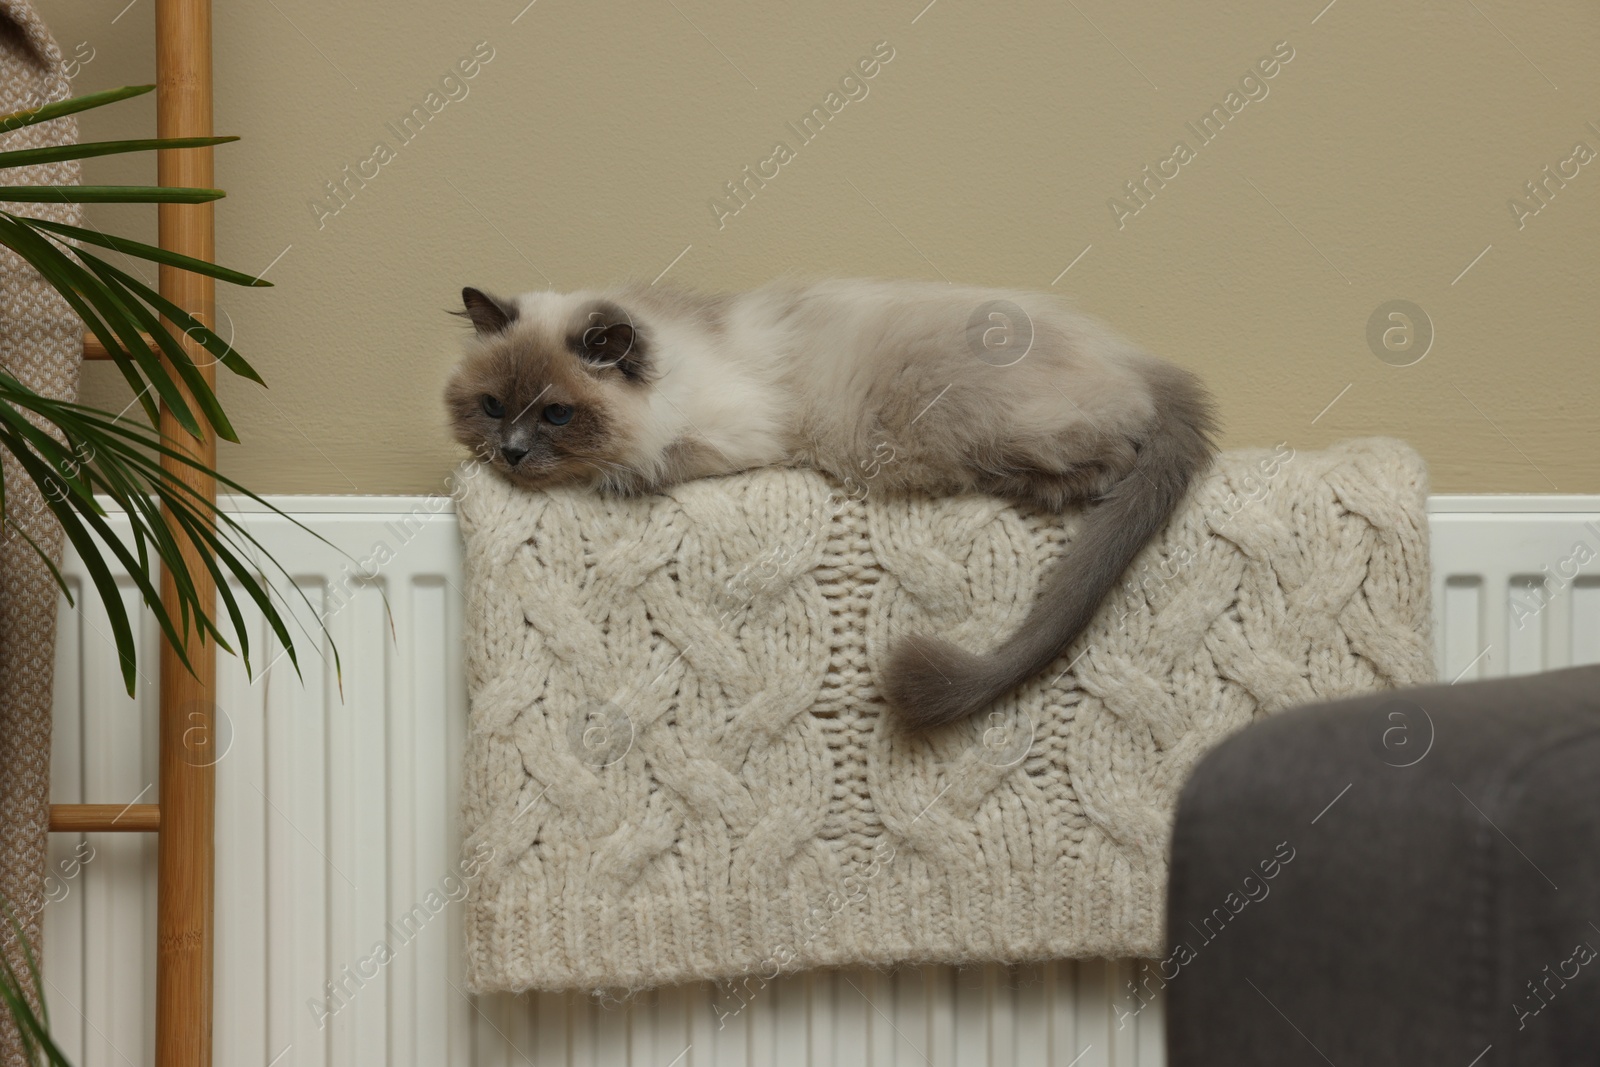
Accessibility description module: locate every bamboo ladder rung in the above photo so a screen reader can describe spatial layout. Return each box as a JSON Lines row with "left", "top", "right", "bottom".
{"left": 82, "top": 334, "right": 156, "bottom": 360}
{"left": 48, "top": 803, "right": 161, "bottom": 833}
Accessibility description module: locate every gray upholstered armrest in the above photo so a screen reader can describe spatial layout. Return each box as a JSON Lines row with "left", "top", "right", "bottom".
{"left": 1165, "top": 664, "right": 1600, "bottom": 1067}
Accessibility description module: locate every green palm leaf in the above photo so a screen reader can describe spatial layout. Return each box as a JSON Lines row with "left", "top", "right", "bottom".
{"left": 13, "top": 214, "right": 273, "bottom": 287}
{"left": 0, "top": 83, "right": 153, "bottom": 134}
{"left": 0, "top": 135, "right": 236, "bottom": 170}
{"left": 0, "top": 185, "right": 224, "bottom": 204}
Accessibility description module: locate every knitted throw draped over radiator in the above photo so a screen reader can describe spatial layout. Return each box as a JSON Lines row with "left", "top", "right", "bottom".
{"left": 456, "top": 437, "right": 1434, "bottom": 993}
{"left": 0, "top": 4, "right": 80, "bottom": 1063}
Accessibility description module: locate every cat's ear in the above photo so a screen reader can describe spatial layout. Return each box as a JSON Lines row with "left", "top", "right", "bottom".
{"left": 570, "top": 302, "right": 651, "bottom": 382}
{"left": 459, "top": 287, "right": 519, "bottom": 336}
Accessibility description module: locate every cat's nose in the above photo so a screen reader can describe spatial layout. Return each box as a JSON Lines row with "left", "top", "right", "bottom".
{"left": 501, "top": 445, "right": 528, "bottom": 466}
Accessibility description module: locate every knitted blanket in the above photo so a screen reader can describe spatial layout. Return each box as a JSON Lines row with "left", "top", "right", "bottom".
{"left": 457, "top": 437, "right": 1434, "bottom": 993}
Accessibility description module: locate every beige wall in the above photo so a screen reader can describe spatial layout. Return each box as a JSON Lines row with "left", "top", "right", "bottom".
{"left": 40, "top": 0, "right": 1600, "bottom": 494}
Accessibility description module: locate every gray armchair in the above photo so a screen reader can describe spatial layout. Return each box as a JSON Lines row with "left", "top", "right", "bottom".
{"left": 1165, "top": 664, "right": 1600, "bottom": 1066}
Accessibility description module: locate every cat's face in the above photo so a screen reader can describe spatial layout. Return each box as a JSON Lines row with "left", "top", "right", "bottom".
{"left": 444, "top": 288, "right": 653, "bottom": 490}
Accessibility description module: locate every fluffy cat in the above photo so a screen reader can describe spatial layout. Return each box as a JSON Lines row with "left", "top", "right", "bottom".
{"left": 444, "top": 278, "right": 1216, "bottom": 729}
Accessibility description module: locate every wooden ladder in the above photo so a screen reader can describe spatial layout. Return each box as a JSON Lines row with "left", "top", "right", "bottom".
{"left": 49, "top": 1, "right": 218, "bottom": 1063}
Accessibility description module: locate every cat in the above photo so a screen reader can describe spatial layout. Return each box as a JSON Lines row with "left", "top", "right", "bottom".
{"left": 444, "top": 278, "right": 1216, "bottom": 730}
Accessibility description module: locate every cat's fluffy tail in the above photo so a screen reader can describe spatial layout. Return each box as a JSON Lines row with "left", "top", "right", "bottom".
{"left": 879, "top": 359, "right": 1217, "bottom": 731}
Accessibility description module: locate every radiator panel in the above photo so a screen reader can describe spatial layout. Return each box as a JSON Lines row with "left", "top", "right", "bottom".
{"left": 43, "top": 495, "right": 1600, "bottom": 1066}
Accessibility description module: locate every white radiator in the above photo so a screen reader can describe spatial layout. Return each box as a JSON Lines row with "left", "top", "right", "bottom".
{"left": 40, "top": 493, "right": 1600, "bottom": 1067}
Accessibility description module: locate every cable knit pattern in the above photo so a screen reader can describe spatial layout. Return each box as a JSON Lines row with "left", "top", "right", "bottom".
{"left": 457, "top": 437, "right": 1434, "bottom": 993}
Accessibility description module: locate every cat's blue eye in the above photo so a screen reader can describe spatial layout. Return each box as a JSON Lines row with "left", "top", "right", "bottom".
{"left": 543, "top": 403, "right": 574, "bottom": 425}
{"left": 482, "top": 395, "right": 505, "bottom": 418}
